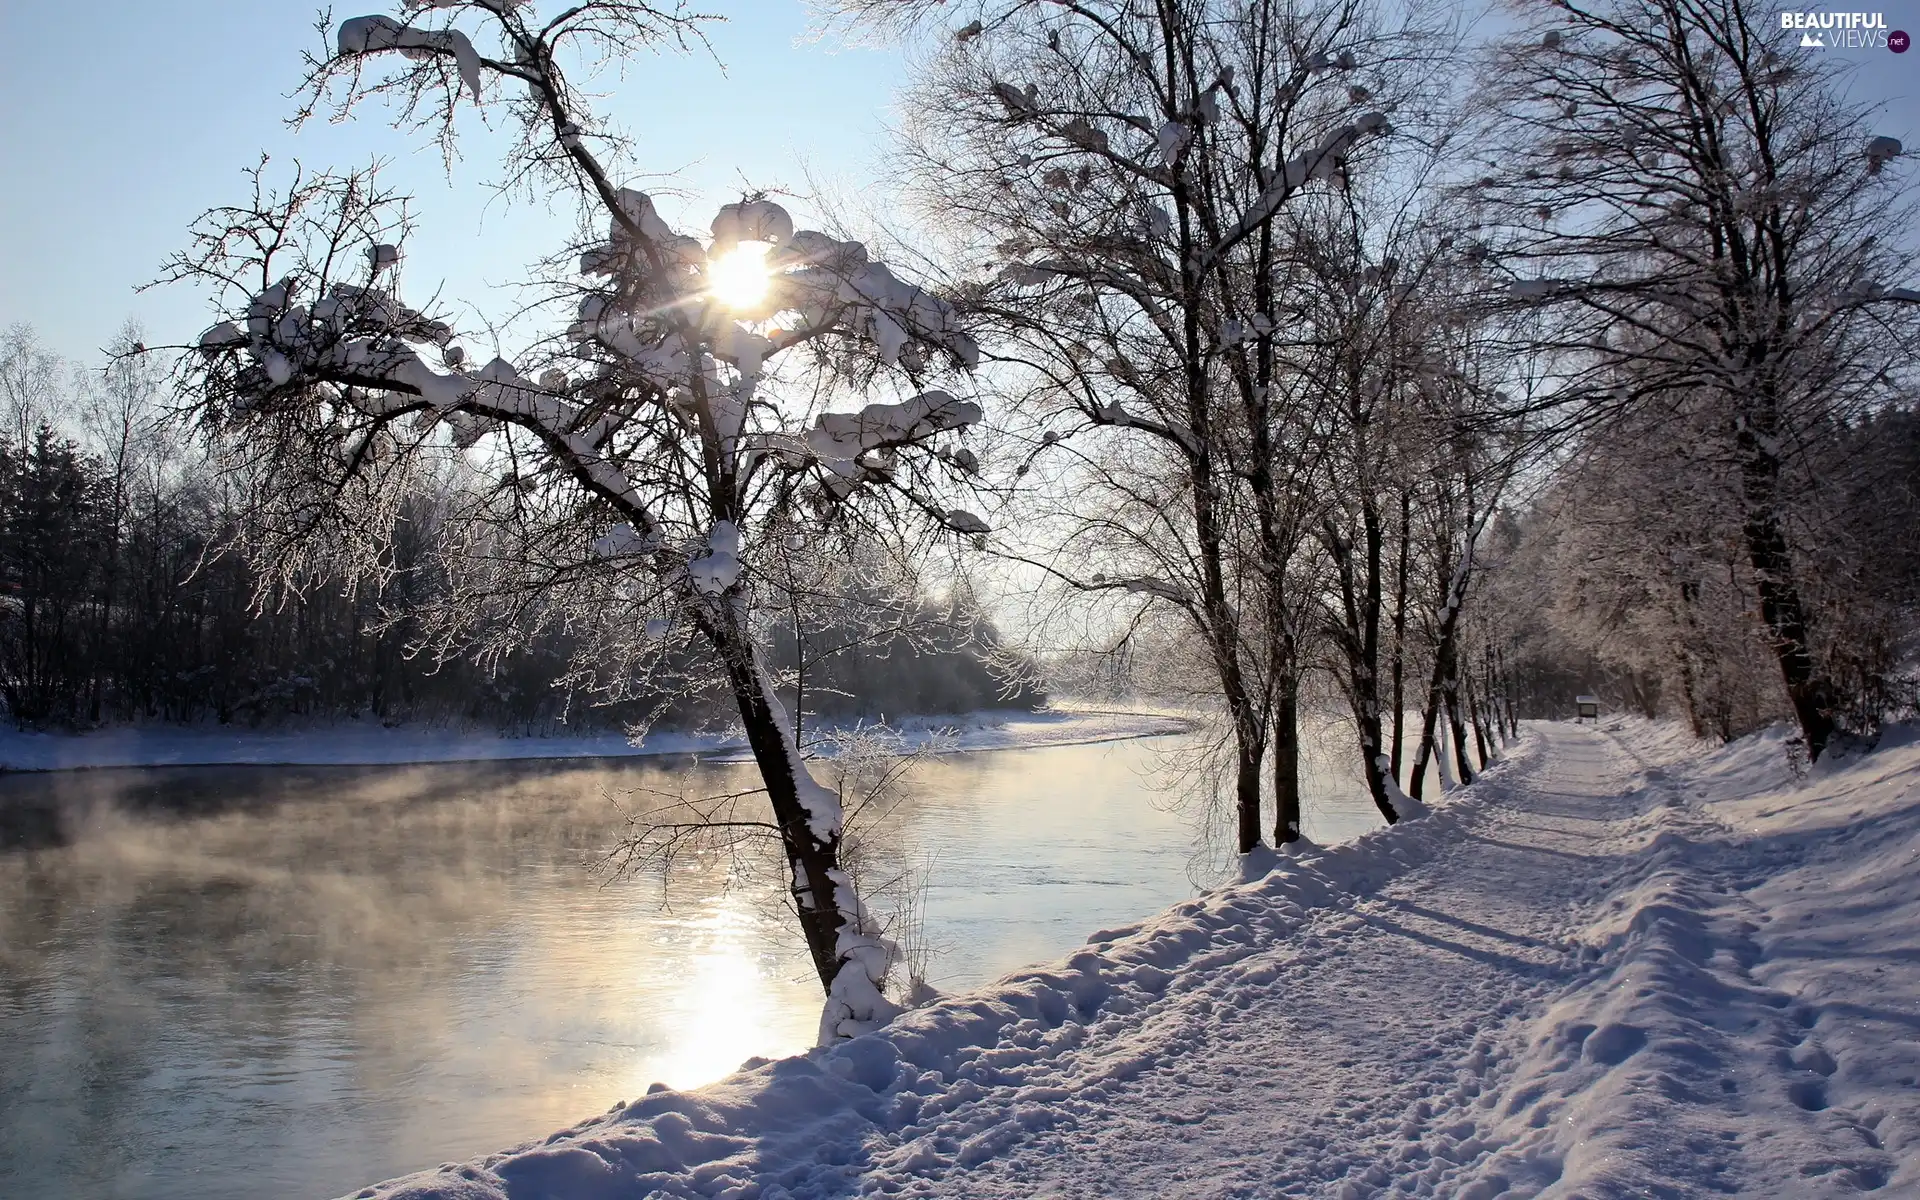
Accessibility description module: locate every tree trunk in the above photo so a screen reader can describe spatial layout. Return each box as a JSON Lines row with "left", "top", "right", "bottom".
{"left": 1444, "top": 672, "right": 1476, "bottom": 783}
{"left": 1742, "top": 519, "right": 1834, "bottom": 758}
{"left": 1463, "top": 654, "right": 1492, "bottom": 767}
{"left": 1170, "top": 166, "right": 1271, "bottom": 855}
{"left": 1323, "top": 510, "right": 1400, "bottom": 824}
{"left": 1338, "top": 504, "right": 1401, "bottom": 824}
{"left": 711, "top": 615, "right": 846, "bottom": 994}
{"left": 1409, "top": 627, "right": 1452, "bottom": 801}
{"left": 1273, "top": 669, "right": 1302, "bottom": 844}
{"left": 1235, "top": 742, "right": 1263, "bottom": 853}
{"left": 1207, "top": 603, "right": 1267, "bottom": 854}
{"left": 1357, "top": 701, "right": 1400, "bottom": 822}
{"left": 1496, "top": 643, "right": 1520, "bottom": 739}
{"left": 1736, "top": 406, "right": 1836, "bottom": 760}
{"left": 1672, "top": 583, "right": 1709, "bottom": 739}
{"left": 1211, "top": 625, "right": 1267, "bottom": 855}
{"left": 1389, "top": 488, "right": 1411, "bottom": 778}
{"left": 1480, "top": 644, "right": 1506, "bottom": 750}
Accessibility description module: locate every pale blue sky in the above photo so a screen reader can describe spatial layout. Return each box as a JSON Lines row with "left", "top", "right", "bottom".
{"left": 0, "top": 1, "right": 911, "bottom": 363}
{"left": 2, "top": 2, "right": 1915, "bottom": 365}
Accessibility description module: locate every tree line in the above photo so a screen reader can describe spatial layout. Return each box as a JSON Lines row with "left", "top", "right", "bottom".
{"left": 0, "top": 325, "right": 1039, "bottom": 734}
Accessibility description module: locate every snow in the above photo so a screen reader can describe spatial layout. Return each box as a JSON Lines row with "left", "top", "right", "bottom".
{"left": 611, "top": 187, "right": 675, "bottom": 246}
{"left": 0, "top": 708, "right": 1193, "bottom": 773}
{"left": 1434, "top": 723, "right": 1459, "bottom": 790}
{"left": 806, "top": 392, "right": 982, "bottom": 479}
{"left": 1121, "top": 575, "right": 1190, "bottom": 603}
{"left": 330, "top": 718, "right": 1920, "bottom": 1198}
{"left": 686, "top": 521, "right": 743, "bottom": 595}
{"left": 1510, "top": 279, "right": 1567, "bottom": 300}
{"left": 592, "top": 522, "right": 653, "bottom": 559}
{"left": 198, "top": 321, "right": 244, "bottom": 350}
{"left": 1157, "top": 120, "right": 1189, "bottom": 168}
{"left": 214, "top": 192, "right": 978, "bottom": 582}
{"left": 820, "top": 867, "right": 907, "bottom": 1045}
{"left": 710, "top": 200, "right": 795, "bottom": 252}
{"left": 1209, "top": 113, "right": 1391, "bottom": 257}
{"left": 945, "top": 509, "right": 990, "bottom": 535}
{"left": 991, "top": 81, "right": 1037, "bottom": 117}
{"left": 336, "top": 15, "right": 483, "bottom": 102}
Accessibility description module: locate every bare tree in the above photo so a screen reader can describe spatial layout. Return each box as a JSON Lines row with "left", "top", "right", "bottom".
{"left": 78, "top": 322, "right": 168, "bottom": 722}
{"left": 1262, "top": 167, "right": 1529, "bottom": 819}
{"left": 0, "top": 325, "right": 67, "bottom": 447}
{"left": 863, "top": 0, "right": 1452, "bottom": 851}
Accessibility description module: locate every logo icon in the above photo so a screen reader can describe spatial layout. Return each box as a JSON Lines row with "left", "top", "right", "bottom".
{"left": 1891, "top": 29, "right": 1911, "bottom": 51}
{"left": 1802, "top": 30, "right": 1828, "bottom": 46}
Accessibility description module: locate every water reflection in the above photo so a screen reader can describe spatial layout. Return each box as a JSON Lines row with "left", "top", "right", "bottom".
{"left": 0, "top": 737, "right": 1381, "bottom": 1199}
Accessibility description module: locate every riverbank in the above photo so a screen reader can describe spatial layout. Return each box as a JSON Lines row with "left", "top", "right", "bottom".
{"left": 0, "top": 706, "right": 1195, "bottom": 772}
{"left": 341, "top": 718, "right": 1920, "bottom": 1198}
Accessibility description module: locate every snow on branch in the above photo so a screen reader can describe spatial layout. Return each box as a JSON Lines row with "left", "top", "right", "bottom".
{"left": 337, "top": 15, "right": 485, "bottom": 102}
{"left": 179, "top": 172, "right": 991, "bottom": 600}
{"left": 1123, "top": 576, "right": 1192, "bottom": 604}
{"left": 197, "top": 264, "right": 665, "bottom": 541}
{"left": 1205, "top": 113, "right": 1392, "bottom": 264}
{"left": 570, "top": 197, "right": 980, "bottom": 375}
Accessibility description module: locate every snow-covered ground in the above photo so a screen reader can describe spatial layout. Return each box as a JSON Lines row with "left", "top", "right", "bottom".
{"left": 0, "top": 707, "right": 1191, "bottom": 772}
{"left": 339, "top": 718, "right": 1920, "bottom": 1199}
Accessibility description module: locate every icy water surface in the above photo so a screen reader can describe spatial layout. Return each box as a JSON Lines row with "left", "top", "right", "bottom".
{"left": 0, "top": 734, "right": 1380, "bottom": 1199}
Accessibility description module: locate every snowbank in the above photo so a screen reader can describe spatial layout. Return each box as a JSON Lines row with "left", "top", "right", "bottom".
{"left": 0, "top": 707, "right": 1192, "bottom": 773}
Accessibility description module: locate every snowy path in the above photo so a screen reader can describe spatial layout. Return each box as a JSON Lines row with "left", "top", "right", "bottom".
{"left": 888, "top": 723, "right": 1628, "bottom": 1199}
{"left": 920, "top": 724, "right": 1618, "bottom": 1199}
{"left": 348, "top": 720, "right": 1920, "bottom": 1199}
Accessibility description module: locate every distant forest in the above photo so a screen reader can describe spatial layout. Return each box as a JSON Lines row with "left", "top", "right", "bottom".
{"left": 0, "top": 325, "right": 1041, "bottom": 733}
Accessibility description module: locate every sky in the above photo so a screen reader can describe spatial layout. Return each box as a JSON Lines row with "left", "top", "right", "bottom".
{"left": 0, "top": 0, "right": 914, "bottom": 365}
{"left": 2, "top": 1, "right": 1917, "bottom": 369}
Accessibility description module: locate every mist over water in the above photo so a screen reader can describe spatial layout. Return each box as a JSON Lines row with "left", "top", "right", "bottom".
{"left": 0, "top": 735, "right": 1381, "bottom": 1200}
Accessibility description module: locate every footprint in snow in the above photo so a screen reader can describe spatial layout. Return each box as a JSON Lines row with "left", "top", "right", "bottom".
{"left": 1787, "top": 1079, "right": 1830, "bottom": 1112}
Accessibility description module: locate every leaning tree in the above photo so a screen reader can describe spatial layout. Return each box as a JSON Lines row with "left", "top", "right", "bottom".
{"left": 160, "top": 1, "right": 990, "bottom": 1042}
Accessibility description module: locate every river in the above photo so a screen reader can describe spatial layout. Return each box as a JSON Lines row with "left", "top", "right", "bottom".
{"left": 0, "top": 733, "right": 1382, "bottom": 1199}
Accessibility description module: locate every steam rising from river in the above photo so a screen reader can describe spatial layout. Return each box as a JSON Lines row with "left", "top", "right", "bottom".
{"left": 0, "top": 736, "right": 1381, "bottom": 1199}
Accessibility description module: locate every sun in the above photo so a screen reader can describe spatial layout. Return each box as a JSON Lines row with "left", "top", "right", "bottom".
{"left": 707, "top": 241, "right": 772, "bottom": 311}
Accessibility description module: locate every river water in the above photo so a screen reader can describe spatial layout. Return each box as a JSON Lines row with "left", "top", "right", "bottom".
{"left": 0, "top": 734, "right": 1381, "bottom": 1199}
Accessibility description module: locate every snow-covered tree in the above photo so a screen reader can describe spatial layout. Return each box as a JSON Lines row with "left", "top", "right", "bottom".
{"left": 159, "top": 2, "right": 989, "bottom": 1041}
{"left": 1493, "top": 393, "right": 1790, "bottom": 741}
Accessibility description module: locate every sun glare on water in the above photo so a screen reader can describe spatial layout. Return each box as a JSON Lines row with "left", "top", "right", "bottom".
{"left": 708, "top": 241, "right": 772, "bottom": 311}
